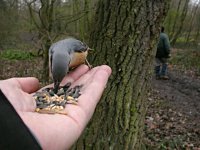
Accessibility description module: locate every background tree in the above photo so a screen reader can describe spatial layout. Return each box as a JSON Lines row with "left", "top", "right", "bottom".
{"left": 185, "top": 1, "right": 200, "bottom": 44}
{"left": 0, "top": 0, "right": 20, "bottom": 49}
{"left": 73, "top": 1, "right": 170, "bottom": 149}
{"left": 170, "top": 0, "right": 190, "bottom": 45}
{"left": 194, "top": 7, "right": 200, "bottom": 43}
{"left": 164, "top": 0, "right": 200, "bottom": 47}
{"left": 25, "top": 0, "right": 97, "bottom": 81}
{"left": 25, "top": 0, "right": 57, "bottom": 81}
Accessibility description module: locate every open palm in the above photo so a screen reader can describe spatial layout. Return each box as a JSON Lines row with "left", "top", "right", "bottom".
{"left": 0, "top": 65, "right": 111, "bottom": 150}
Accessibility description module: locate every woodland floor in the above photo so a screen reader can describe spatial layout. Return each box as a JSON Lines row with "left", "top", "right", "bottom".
{"left": 0, "top": 50, "right": 200, "bottom": 150}
{"left": 144, "top": 66, "right": 200, "bottom": 149}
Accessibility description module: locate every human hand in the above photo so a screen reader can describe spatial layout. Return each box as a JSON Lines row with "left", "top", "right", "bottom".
{"left": 0, "top": 65, "right": 112, "bottom": 150}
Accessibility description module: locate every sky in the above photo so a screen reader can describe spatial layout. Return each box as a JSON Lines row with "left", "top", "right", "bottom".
{"left": 191, "top": 0, "right": 200, "bottom": 4}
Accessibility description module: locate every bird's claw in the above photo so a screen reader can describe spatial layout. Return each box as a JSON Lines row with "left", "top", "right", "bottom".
{"left": 85, "top": 58, "right": 92, "bottom": 69}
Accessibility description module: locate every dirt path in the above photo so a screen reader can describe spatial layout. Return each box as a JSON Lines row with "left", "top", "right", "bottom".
{"left": 152, "top": 69, "right": 200, "bottom": 120}
{"left": 144, "top": 68, "right": 200, "bottom": 149}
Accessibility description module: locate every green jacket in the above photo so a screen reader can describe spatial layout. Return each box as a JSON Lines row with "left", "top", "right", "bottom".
{"left": 156, "top": 32, "right": 171, "bottom": 58}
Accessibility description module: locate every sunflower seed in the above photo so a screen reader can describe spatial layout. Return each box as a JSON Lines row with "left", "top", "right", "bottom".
{"left": 34, "top": 82, "right": 83, "bottom": 115}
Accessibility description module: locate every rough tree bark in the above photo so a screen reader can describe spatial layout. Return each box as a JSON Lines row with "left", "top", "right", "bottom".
{"left": 73, "top": 0, "right": 169, "bottom": 149}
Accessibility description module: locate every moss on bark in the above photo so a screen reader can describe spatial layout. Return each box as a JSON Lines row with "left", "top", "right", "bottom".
{"left": 73, "top": 0, "right": 170, "bottom": 149}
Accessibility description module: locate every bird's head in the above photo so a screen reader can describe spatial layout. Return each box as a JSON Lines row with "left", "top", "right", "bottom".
{"left": 67, "top": 38, "right": 89, "bottom": 53}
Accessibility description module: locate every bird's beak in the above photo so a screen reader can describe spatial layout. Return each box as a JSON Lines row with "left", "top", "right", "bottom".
{"left": 54, "top": 81, "right": 60, "bottom": 94}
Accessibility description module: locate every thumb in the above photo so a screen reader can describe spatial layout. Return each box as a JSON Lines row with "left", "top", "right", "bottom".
{"left": 15, "top": 77, "right": 39, "bottom": 93}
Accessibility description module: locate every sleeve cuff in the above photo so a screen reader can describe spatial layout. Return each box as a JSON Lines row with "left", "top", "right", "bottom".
{"left": 0, "top": 90, "right": 42, "bottom": 150}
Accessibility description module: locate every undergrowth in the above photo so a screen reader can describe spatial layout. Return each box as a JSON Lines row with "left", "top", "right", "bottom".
{"left": 170, "top": 49, "right": 200, "bottom": 75}
{"left": 0, "top": 49, "right": 37, "bottom": 60}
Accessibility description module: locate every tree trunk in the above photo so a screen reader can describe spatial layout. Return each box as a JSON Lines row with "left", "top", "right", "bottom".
{"left": 26, "top": 0, "right": 56, "bottom": 82}
{"left": 171, "top": 0, "right": 190, "bottom": 45}
{"left": 185, "top": 2, "right": 199, "bottom": 45}
{"left": 73, "top": 0, "right": 169, "bottom": 149}
{"left": 169, "top": 0, "right": 182, "bottom": 38}
{"left": 194, "top": 14, "right": 200, "bottom": 43}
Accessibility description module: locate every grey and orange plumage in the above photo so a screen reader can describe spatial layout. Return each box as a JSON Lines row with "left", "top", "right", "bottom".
{"left": 49, "top": 38, "right": 91, "bottom": 93}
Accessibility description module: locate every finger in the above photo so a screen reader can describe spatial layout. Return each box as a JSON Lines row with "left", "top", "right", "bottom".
{"left": 16, "top": 77, "right": 39, "bottom": 93}
{"left": 70, "top": 66, "right": 100, "bottom": 87}
{"left": 79, "top": 65, "right": 112, "bottom": 116}
{"left": 64, "top": 65, "right": 111, "bottom": 125}
{"left": 61, "top": 64, "right": 90, "bottom": 85}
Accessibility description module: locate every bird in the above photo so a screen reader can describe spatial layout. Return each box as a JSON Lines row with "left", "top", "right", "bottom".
{"left": 49, "top": 38, "right": 91, "bottom": 93}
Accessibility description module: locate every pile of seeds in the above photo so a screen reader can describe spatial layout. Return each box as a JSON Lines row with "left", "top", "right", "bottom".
{"left": 33, "top": 82, "right": 82, "bottom": 115}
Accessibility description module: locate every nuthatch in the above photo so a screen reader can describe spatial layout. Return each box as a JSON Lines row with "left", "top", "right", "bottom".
{"left": 49, "top": 38, "right": 91, "bottom": 93}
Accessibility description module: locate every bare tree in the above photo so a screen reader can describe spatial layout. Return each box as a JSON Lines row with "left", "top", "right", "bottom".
{"left": 170, "top": 0, "right": 182, "bottom": 38}
{"left": 25, "top": 0, "right": 57, "bottom": 81}
{"left": 194, "top": 7, "right": 200, "bottom": 43}
{"left": 24, "top": 0, "right": 98, "bottom": 81}
{"left": 185, "top": 1, "right": 200, "bottom": 44}
{"left": 170, "top": 0, "right": 190, "bottom": 45}
{"left": 0, "top": 0, "right": 21, "bottom": 49}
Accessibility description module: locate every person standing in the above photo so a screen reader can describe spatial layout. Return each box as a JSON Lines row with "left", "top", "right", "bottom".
{"left": 155, "top": 26, "right": 171, "bottom": 80}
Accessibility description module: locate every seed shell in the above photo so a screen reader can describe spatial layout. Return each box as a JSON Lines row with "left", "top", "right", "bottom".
{"left": 33, "top": 82, "right": 83, "bottom": 115}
